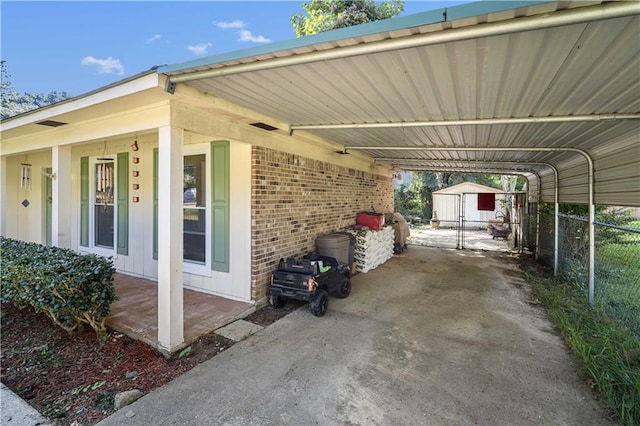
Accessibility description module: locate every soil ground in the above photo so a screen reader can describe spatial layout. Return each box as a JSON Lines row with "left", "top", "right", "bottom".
{"left": 0, "top": 300, "right": 303, "bottom": 426}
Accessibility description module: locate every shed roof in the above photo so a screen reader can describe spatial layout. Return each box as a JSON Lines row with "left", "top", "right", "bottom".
{"left": 161, "top": 0, "right": 640, "bottom": 207}
{"left": 433, "top": 181, "right": 504, "bottom": 195}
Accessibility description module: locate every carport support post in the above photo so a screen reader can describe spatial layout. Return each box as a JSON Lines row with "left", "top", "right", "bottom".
{"left": 534, "top": 174, "right": 541, "bottom": 260}
{"left": 157, "top": 125, "right": 185, "bottom": 354}
{"left": 457, "top": 194, "right": 463, "bottom": 249}
{"left": 51, "top": 146, "right": 72, "bottom": 248}
{"left": 554, "top": 203, "right": 559, "bottom": 277}
{"left": 588, "top": 195, "right": 595, "bottom": 307}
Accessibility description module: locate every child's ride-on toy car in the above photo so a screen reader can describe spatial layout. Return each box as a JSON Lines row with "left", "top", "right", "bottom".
{"left": 268, "top": 253, "right": 351, "bottom": 317}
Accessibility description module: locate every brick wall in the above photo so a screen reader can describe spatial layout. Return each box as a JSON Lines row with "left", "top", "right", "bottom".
{"left": 251, "top": 146, "right": 393, "bottom": 302}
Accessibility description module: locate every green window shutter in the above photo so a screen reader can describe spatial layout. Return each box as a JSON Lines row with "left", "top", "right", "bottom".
{"left": 116, "top": 152, "right": 129, "bottom": 255}
{"left": 153, "top": 148, "right": 159, "bottom": 260}
{"left": 80, "top": 157, "right": 89, "bottom": 247}
{"left": 211, "top": 141, "right": 230, "bottom": 272}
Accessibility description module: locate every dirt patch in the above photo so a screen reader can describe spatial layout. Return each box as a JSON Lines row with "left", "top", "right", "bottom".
{"left": 243, "top": 299, "right": 305, "bottom": 327}
{"left": 1, "top": 301, "right": 301, "bottom": 425}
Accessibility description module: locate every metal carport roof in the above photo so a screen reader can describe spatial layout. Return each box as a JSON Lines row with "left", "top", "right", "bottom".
{"left": 159, "top": 0, "right": 640, "bottom": 208}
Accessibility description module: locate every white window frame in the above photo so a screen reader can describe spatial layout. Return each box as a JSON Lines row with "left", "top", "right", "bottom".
{"left": 182, "top": 143, "right": 211, "bottom": 276}
{"left": 89, "top": 157, "right": 117, "bottom": 258}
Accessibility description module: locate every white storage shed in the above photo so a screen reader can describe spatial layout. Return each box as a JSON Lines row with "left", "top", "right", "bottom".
{"left": 432, "top": 182, "right": 505, "bottom": 228}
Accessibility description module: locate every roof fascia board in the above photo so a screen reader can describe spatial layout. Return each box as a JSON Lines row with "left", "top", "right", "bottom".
{"left": 158, "top": 1, "right": 550, "bottom": 75}
{"left": 1, "top": 102, "right": 172, "bottom": 156}
{"left": 1, "top": 73, "right": 161, "bottom": 131}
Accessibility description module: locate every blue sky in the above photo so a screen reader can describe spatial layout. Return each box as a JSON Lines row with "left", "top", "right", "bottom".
{"left": 2, "top": 1, "right": 468, "bottom": 96}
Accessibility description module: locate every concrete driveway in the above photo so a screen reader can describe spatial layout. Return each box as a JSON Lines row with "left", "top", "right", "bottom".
{"left": 99, "top": 246, "right": 611, "bottom": 425}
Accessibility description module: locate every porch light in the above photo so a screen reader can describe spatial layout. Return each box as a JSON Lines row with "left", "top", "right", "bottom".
{"left": 131, "top": 140, "right": 139, "bottom": 151}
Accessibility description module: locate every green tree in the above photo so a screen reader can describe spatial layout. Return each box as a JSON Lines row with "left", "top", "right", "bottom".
{"left": 406, "top": 172, "right": 443, "bottom": 220}
{"left": 1, "top": 61, "right": 71, "bottom": 120}
{"left": 291, "top": 0, "right": 404, "bottom": 37}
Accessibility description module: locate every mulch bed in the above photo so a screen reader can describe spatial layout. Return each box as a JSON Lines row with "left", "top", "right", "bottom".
{"left": 1, "top": 300, "right": 302, "bottom": 425}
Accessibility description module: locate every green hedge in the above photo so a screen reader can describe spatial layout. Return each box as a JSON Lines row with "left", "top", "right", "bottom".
{"left": 1, "top": 237, "right": 117, "bottom": 334}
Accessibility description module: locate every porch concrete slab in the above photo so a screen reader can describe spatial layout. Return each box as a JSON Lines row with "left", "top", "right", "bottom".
{"left": 214, "top": 320, "right": 264, "bottom": 342}
{"left": 106, "top": 274, "right": 255, "bottom": 350}
{"left": 99, "top": 246, "right": 610, "bottom": 426}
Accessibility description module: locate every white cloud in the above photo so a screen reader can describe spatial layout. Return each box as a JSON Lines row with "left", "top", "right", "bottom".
{"left": 146, "top": 34, "right": 162, "bottom": 43}
{"left": 81, "top": 56, "right": 124, "bottom": 75}
{"left": 237, "top": 30, "right": 271, "bottom": 43}
{"left": 187, "top": 42, "right": 213, "bottom": 55}
{"left": 214, "top": 20, "right": 246, "bottom": 29}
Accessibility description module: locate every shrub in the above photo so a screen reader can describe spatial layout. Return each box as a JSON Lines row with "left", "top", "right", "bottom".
{"left": 0, "top": 237, "right": 117, "bottom": 334}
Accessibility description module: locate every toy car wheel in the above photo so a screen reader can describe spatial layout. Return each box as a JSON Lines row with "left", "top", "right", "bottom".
{"left": 270, "top": 294, "right": 287, "bottom": 308}
{"left": 309, "top": 290, "right": 329, "bottom": 317}
{"left": 334, "top": 277, "right": 351, "bottom": 299}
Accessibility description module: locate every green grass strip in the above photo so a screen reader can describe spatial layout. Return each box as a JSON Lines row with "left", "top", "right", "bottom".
{"left": 529, "top": 272, "right": 640, "bottom": 426}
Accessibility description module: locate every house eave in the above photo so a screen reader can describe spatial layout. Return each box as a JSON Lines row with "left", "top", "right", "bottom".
{"left": 1, "top": 71, "right": 163, "bottom": 134}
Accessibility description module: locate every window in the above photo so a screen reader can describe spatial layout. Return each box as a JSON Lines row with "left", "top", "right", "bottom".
{"left": 80, "top": 154, "right": 128, "bottom": 255}
{"left": 184, "top": 154, "right": 206, "bottom": 264}
{"left": 152, "top": 141, "right": 228, "bottom": 274}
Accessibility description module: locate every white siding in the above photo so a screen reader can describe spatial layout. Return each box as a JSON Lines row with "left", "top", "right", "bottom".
{"left": 433, "top": 182, "right": 505, "bottom": 228}
{"left": 3, "top": 151, "right": 52, "bottom": 243}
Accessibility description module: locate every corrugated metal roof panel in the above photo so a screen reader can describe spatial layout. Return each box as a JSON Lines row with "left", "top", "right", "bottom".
{"left": 7, "top": 1, "right": 636, "bottom": 208}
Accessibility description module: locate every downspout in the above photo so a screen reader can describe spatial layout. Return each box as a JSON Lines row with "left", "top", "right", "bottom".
{"left": 350, "top": 145, "right": 594, "bottom": 305}
{"left": 166, "top": 2, "right": 640, "bottom": 84}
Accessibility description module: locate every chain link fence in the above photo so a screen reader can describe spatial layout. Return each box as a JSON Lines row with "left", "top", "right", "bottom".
{"left": 537, "top": 204, "right": 640, "bottom": 338}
